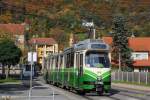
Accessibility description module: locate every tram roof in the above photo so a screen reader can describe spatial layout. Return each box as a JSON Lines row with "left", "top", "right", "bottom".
{"left": 74, "top": 39, "right": 109, "bottom": 51}
{"left": 64, "top": 39, "right": 109, "bottom": 52}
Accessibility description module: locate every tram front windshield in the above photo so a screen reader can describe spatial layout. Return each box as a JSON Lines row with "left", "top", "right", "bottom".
{"left": 85, "top": 51, "right": 110, "bottom": 68}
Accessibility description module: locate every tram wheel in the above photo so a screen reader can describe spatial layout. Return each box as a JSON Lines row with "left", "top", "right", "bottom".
{"left": 104, "top": 90, "right": 109, "bottom": 93}
{"left": 97, "top": 90, "right": 103, "bottom": 96}
{"left": 77, "top": 90, "right": 85, "bottom": 95}
{"left": 45, "top": 79, "right": 48, "bottom": 84}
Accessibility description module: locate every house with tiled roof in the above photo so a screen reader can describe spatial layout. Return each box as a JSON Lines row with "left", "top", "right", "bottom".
{"left": 103, "top": 37, "right": 150, "bottom": 72}
{"left": 29, "top": 38, "right": 58, "bottom": 66}
{"left": 0, "top": 23, "right": 26, "bottom": 51}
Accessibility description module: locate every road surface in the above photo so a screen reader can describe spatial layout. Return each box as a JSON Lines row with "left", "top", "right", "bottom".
{"left": 0, "top": 77, "right": 150, "bottom": 100}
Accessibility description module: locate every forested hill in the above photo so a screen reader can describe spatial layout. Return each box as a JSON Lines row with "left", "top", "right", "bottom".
{"left": 0, "top": 0, "right": 150, "bottom": 49}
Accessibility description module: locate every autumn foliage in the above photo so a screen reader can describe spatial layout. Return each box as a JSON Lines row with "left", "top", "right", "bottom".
{"left": 0, "top": 0, "right": 150, "bottom": 49}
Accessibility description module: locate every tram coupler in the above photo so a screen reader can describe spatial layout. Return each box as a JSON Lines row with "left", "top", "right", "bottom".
{"left": 95, "top": 81, "right": 104, "bottom": 92}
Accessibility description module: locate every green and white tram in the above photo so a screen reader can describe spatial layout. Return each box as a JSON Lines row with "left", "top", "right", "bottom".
{"left": 44, "top": 39, "right": 111, "bottom": 95}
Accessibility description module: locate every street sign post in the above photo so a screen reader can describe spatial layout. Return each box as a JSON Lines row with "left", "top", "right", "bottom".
{"left": 28, "top": 52, "right": 37, "bottom": 100}
{"left": 28, "top": 52, "right": 37, "bottom": 63}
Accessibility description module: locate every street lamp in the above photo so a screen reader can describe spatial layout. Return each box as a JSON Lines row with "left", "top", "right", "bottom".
{"left": 82, "top": 19, "right": 96, "bottom": 39}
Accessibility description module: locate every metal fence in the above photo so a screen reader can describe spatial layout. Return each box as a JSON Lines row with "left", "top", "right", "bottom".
{"left": 0, "top": 67, "right": 21, "bottom": 75}
{"left": 111, "top": 71, "right": 150, "bottom": 85}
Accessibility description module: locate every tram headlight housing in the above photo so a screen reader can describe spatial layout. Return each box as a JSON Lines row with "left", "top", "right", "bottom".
{"left": 97, "top": 76, "right": 102, "bottom": 81}
{"left": 96, "top": 76, "right": 103, "bottom": 85}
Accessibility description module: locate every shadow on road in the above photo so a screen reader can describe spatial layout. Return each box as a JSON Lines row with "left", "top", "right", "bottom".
{"left": 83, "top": 89, "right": 120, "bottom": 97}
{"left": 110, "top": 89, "right": 120, "bottom": 96}
{"left": 0, "top": 83, "right": 29, "bottom": 95}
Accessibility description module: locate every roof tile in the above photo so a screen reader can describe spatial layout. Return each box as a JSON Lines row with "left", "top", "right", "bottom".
{"left": 29, "top": 38, "right": 57, "bottom": 45}
{"left": 103, "top": 37, "right": 150, "bottom": 51}
{"left": 0, "top": 24, "right": 25, "bottom": 35}
{"left": 103, "top": 37, "right": 150, "bottom": 67}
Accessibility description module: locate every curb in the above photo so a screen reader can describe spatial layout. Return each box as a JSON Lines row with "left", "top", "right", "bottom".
{"left": 0, "top": 82, "right": 22, "bottom": 85}
{"left": 112, "top": 83, "right": 150, "bottom": 92}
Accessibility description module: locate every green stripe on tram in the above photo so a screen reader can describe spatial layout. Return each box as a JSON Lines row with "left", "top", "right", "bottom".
{"left": 101, "top": 71, "right": 111, "bottom": 79}
{"left": 84, "top": 69, "right": 97, "bottom": 79}
{"left": 84, "top": 69, "right": 111, "bottom": 80}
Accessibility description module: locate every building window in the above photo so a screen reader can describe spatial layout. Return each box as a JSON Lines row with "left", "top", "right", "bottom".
{"left": 132, "top": 52, "right": 148, "bottom": 60}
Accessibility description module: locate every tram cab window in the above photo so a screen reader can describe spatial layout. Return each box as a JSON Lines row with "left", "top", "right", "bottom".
{"left": 85, "top": 51, "right": 110, "bottom": 68}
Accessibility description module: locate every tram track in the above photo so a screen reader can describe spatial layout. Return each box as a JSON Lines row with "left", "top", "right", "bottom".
{"left": 48, "top": 84, "right": 149, "bottom": 100}
{"left": 38, "top": 78, "right": 149, "bottom": 100}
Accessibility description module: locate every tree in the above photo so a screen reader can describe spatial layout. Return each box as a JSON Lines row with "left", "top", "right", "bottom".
{"left": 112, "top": 16, "right": 133, "bottom": 71}
{"left": 0, "top": 30, "right": 13, "bottom": 39}
{"left": 0, "top": 39, "right": 22, "bottom": 78}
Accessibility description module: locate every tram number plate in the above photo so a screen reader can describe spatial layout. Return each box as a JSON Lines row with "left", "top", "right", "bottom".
{"left": 96, "top": 82, "right": 103, "bottom": 84}
{"left": 96, "top": 87, "right": 102, "bottom": 91}
{"left": 96, "top": 84, "right": 103, "bottom": 91}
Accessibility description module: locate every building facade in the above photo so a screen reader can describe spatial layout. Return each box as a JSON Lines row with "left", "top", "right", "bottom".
{"left": 103, "top": 37, "right": 150, "bottom": 72}
{"left": 29, "top": 38, "right": 58, "bottom": 65}
{"left": 0, "top": 23, "right": 26, "bottom": 51}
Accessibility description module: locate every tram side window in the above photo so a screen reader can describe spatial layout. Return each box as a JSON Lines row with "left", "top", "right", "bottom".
{"left": 59, "top": 56, "right": 63, "bottom": 68}
{"left": 51, "top": 58, "right": 54, "bottom": 69}
{"left": 56, "top": 56, "right": 59, "bottom": 68}
{"left": 70, "top": 52, "right": 74, "bottom": 67}
{"left": 65, "top": 53, "right": 74, "bottom": 68}
{"left": 49, "top": 59, "right": 51, "bottom": 68}
{"left": 49, "top": 58, "right": 52, "bottom": 70}
{"left": 76, "top": 53, "right": 80, "bottom": 67}
{"left": 64, "top": 54, "right": 67, "bottom": 68}
{"left": 54, "top": 58, "right": 56, "bottom": 69}
{"left": 80, "top": 54, "right": 83, "bottom": 67}
{"left": 66, "top": 54, "right": 70, "bottom": 68}
{"left": 46, "top": 59, "right": 48, "bottom": 69}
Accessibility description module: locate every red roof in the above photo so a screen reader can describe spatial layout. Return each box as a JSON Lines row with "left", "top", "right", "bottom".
{"left": 29, "top": 38, "right": 57, "bottom": 45}
{"left": 103, "top": 37, "right": 150, "bottom": 52}
{"left": 128, "top": 37, "right": 150, "bottom": 51}
{"left": 103, "top": 37, "right": 150, "bottom": 67}
{"left": 0, "top": 24, "right": 25, "bottom": 35}
{"left": 134, "top": 59, "right": 150, "bottom": 67}
{"left": 103, "top": 37, "right": 112, "bottom": 45}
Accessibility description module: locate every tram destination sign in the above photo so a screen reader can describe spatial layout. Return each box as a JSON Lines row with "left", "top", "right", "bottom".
{"left": 91, "top": 44, "right": 107, "bottom": 49}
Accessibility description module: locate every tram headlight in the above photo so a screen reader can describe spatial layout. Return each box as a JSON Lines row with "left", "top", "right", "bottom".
{"left": 97, "top": 76, "right": 102, "bottom": 81}
{"left": 96, "top": 76, "right": 103, "bottom": 85}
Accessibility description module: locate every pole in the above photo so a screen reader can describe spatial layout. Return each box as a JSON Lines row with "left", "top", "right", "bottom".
{"left": 93, "top": 28, "right": 96, "bottom": 39}
{"left": 119, "top": 51, "right": 121, "bottom": 71}
{"left": 29, "top": 52, "right": 33, "bottom": 100}
{"left": 146, "top": 72, "right": 148, "bottom": 85}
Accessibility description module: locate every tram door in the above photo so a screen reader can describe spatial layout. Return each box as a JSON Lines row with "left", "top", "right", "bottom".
{"left": 76, "top": 52, "right": 83, "bottom": 87}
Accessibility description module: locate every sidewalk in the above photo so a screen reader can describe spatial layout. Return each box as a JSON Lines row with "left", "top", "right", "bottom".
{"left": 112, "top": 82, "right": 150, "bottom": 92}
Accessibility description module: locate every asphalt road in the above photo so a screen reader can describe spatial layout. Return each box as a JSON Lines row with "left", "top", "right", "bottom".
{"left": 0, "top": 78, "right": 150, "bottom": 100}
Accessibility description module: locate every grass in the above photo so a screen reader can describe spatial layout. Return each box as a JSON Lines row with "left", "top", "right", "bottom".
{"left": 0, "top": 78, "right": 21, "bottom": 83}
{"left": 113, "top": 80, "right": 150, "bottom": 87}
